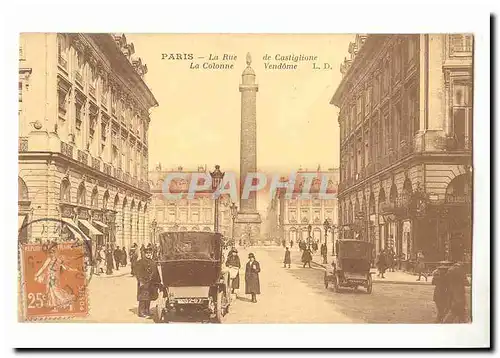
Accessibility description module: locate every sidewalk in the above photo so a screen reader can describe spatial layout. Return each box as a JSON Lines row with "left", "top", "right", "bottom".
{"left": 91, "top": 265, "right": 132, "bottom": 279}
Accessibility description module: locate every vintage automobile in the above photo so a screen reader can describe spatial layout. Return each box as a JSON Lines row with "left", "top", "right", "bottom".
{"left": 154, "top": 231, "right": 231, "bottom": 323}
{"left": 324, "top": 239, "right": 373, "bottom": 294}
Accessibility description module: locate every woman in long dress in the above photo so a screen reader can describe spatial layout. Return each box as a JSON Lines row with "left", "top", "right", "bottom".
{"left": 35, "top": 242, "right": 76, "bottom": 312}
{"left": 225, "top": 248, "right": 241, "bottom": 295}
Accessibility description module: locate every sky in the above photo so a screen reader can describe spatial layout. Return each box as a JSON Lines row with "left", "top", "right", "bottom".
{"left": 126, "top": 34, "right": 354, "bottom": 211}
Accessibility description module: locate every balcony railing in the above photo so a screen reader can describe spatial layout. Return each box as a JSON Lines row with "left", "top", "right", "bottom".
{"left": 92, "top": 157, "right": 100, "bottom": 171}
{"left": 61, "top": 141, "right": 73, "bottom": 158}
{"left": 445, "top": 194, "right": 471, "bottom": 204}
{"left": 103, "top": 163, "right": 111, "bottom": 176}
{"left": 77, "top": 150, "right": 88, "bottom": 166}
{"left": 19, "top": 137, "right": 28, "bottom": 152}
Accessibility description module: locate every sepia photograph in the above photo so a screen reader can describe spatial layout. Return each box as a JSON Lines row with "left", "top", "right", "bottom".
{"left": 5, "top": 2, "right": 491, "bottom": 350}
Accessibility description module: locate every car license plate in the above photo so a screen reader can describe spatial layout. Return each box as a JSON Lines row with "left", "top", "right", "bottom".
{"left": 345, "top": 274, "right": 365, "bottom": 280}
{"left": 176, "top": 298, "right": 203, "bottom": 304}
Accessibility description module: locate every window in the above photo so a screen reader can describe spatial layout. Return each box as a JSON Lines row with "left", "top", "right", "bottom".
{"left": 356, "top": 136, "right": 362, "bottom": 173}
{"left": 393, "top": 46, "right": 402, "bottom": 81}
{"left": 356, "top": 96, "right": 363, "bottom": 124}
{"left": 407, "top": 35, "right": 418, "bottom": 64}
{"left": 393, "top": 103, "right": 402, "bottom": 148}
{"left": 76, "top": 50, "right": 84, "bottom": 83}
{"left": 350, "top": 104, "right": 356, "bottom": 132}
{"left": 91, "top": 188, "right": 98, "bottom": 208}
{"left": 60, "top": 180, "right": 71, "bottom": 202}
{"left": 101, "top": 122, "right": 107, "bottom": 141}
{"left": 377, "top": 120, "right": 383, "bottom": 158}
{"left": 168, "top": 209, "right": 176, "bottom": 223}
{"left": 407, "top": 88, "right": 419, "bottom": 134}
{"left": 365, "top": 86, "right": 372, "bottom": 114}
{"left": 57, "top": 35, "right": 68, "bottom": 69}
{"left": 313, "top": 210, "right": 321, "bottom": 223}
{"left": 77, "top": 184, "right": 86, "bottom": 205}
{"left": 19, "top": 82, "right": 22, "bottom": 102}
{"left": 383, "top": 110, "right": 390, "bottom": 154}
{"left": 452, "top": 82, "right": 473, "bottom": 149}
{"left": 364, "top": 129, "right": 370, "bottom": 166}
{"left": 111, "top": 91, "right": 117, "bottom": 115}
{"left": 300, "top": 209, "right": 310, "bottom": 223}
{"left": 75, "top": 101, "right": 83, "bottom": 130}
{"left": 382, "top": 61, "right": 390, "bottom": 96}
{"left": 371, "top": 122, "right": 378, "bottom": 162}
{"left": 449, "top": 34, "right": 473, "bottom": 55}
{"left": 373, "top": 75, "right": 380, "bottom": 105}
{"left": 191, "top": 210, "right": 199, "bottom": 223}
{"left": 179, "top": 209, "right": 188, "bottom": 222}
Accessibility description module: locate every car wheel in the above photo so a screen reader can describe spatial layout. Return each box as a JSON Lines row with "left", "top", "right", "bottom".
{"left": 366, "top": 275, "right": 373, "bottom": 294}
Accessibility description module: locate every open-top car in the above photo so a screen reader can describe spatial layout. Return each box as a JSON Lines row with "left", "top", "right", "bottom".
{"left": 324, "top": 239, "right": 373, "bottom": 294}
{"left": 154, "top": 231, "right": 231, "bottom": 323}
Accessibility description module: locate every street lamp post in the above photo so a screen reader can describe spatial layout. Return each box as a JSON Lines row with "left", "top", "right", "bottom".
{"left": 230, "top": 202, "right": 238, "bottom": 246}
{"left": 323, "top": 219, "right": 330, "bottom": 264}
{"left": 210, "top": 165, "right": 225, "bottom": 233}
{"left": 307, "top": 224, "right": 312, "bottom": 250}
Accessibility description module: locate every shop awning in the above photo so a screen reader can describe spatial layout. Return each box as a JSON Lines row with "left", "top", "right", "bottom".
{"left": 93, "top": 220, "right": 108, "bottom": 229}
{"left": 18, "top": 215, "right": 27, "bottom": 231}
{"left": 61, "top": 217, "right": 86, "bottom": 241}
{"left": 78, "top": 219, "right": 103, "bottom": 236}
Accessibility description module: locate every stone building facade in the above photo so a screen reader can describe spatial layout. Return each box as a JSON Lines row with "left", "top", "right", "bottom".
{"left": 148, "top": 166, "right": 232, "bottom": 242}
{"left": 271, "top": 168, "right": 339, "bottom": 250}
{"left": 331, "top": 34, "right": 473, "bottom": 264}
{"left": 18, "top": 33, "right": 158, "bottom": 255}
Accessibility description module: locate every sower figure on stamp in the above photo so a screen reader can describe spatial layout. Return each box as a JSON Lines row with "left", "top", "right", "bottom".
{"left": 225, "top": 248, "right": 241, "bottom": 296}
{"left": 283, "top": 247, "right": 291, "bottom": 268}
{"left": 135, "top": 246, "right": 162, "bottom": 318}
{"left": 245, "top": 253, "right": 261, "bottom": 303}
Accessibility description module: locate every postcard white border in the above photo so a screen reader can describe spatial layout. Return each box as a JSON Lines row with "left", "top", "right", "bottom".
{"left": 1, "top": 0, "right": 492, "bottom": 350}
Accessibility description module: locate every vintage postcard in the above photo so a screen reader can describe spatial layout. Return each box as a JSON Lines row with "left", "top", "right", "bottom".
{"left": 14, "top": 30, "right": 488, "bottom": 347}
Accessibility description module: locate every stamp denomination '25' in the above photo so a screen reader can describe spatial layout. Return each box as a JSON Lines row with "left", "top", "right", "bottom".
{"left": 21, "top": 242, "right": 88, "bottom": 320}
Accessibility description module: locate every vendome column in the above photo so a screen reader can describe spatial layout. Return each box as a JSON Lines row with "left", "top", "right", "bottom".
{"left": 234, "top": 53, "right": 261, "bottom": 246}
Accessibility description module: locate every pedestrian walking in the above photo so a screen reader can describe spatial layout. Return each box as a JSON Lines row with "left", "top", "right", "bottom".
{"left": 320, "top": 243, "right": 327, "bottom": 264}
{"left": 376, "top": 250, "right": 387, "bottom": 278}
{"left": 301, "top": 247, "right": 312, "bottom": 268}
{"left": 105, "top": 247, "right": 114, "bottom": 275}
{"left": 140, "top": 244, "right": 146, "bottom": 259}
{"left": 283, "top": 247, "right": 291, "bottom": 268}
{"left": 443, "top": 262, "right": 470, "bottom": 323}
{"left": 225, "top": 248, "right": 241, "bottom": 294}
{"left": 416, "top": 251, "right": 427, "bottom": 281}
{"left": 130, "top": 245, "right": 139, "bottom": 276}
{"left": 290, "top": 240, "right": 294, "bottom": 248}
{"left": 432, "top": 261, "right": 452, "bottom": 322}
{"left": 245, "top": 253, "right": 261, "bottom": 303}
{"left": 282, "top": 239, "right": 286, "bottom": 248}
{"left": 135, "top": 247, "right": 163, "bottom": 318}
{"left": 121, "top": 246, "right": 128, "bottom": 267}
{"left": 113, "top": 246, "right": 122, "bottom": 270}
{"left": 96, "top": 246, "right": 105, "bottom": 275}
{"left": 389, "top": 248, "right": 396, "bottom": 272}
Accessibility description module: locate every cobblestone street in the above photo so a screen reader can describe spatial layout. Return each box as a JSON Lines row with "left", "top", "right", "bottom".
{"left": 67, "top": 247, "right": 471, "bottom": 324}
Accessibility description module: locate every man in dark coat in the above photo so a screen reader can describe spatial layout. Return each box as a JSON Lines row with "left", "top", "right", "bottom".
{"left": 140, "top": 244, "right": 146, "bottom": 259}
{"left": 320, "top": 243, "right": 327, "bottom": 264}
{"left": 432, "top": 261, "right": 452, "bottom": 322}
{"left": 245, "top": 253, "right": 261, "bottom": 303}
{"left": 301, "top": 247, "right": 312, "bottom": 268}
{"left": 283, "top": 247, "right": 291, "bottom": 268}
{"left": 225, "top": 248, "right": 241, "bottom": 294}
{"left": 113, "top": 246, "right": 122, "bottom": 270}
{"left": 105, "top": 247, "right": 114, "bottom": 275}
{"left": 376, "top": 250, "right": 387, "bottom": 278}
{"left": 443, "top": 262, "right": 470, "bottom": 323}
{"left": 130, "top": 246, "right": 139, "bottom": 276}
{"left": 121, "top": 246, "right": 128, "bottom": 266}
{"left": 135, "top": 247, "right": 162, "bottom": 318}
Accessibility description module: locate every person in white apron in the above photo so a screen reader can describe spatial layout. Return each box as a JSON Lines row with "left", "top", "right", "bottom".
{"left": 225, "top": 248, "right": 241, "bottom": 295}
